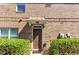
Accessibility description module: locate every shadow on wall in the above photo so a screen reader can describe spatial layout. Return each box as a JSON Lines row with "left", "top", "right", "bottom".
{"left": 19, "top": 23, "right": 32, "bottom": 40}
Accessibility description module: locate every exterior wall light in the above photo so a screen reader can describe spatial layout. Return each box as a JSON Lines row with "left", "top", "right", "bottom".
{"left": 18, "top": 18, "right": 22, "bottom": 23}
{"left": 36, "top": 21, "right": 39, "bottom": 24}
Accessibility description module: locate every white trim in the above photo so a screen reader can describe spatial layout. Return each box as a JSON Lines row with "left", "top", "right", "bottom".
{"left": 0, "top": 29, "right": 1, "bottom": 37}
{"left": 8, "top": 28, "right": 10, "bottom": 39}
{"left": 16, "top": 5, "right": 18, "bottom": 12}
{"left": 32, "top": 25, "right": 33, "bottom": 53}
{"left": 33, "top": 49, "right": 41, "bottom": 50}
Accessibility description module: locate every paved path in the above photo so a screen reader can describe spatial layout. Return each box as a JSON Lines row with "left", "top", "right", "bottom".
{"left": 31, "top": 54, "right": 42, "bottom": 55}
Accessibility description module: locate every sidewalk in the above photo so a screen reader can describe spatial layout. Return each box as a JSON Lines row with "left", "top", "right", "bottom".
{"left": 31, "top": 54, "right": 42, "bottom": 55}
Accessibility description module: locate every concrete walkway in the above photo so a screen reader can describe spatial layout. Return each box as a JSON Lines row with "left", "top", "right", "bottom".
{"left": 31, "top": 54, "right": 42, "bottom": 55}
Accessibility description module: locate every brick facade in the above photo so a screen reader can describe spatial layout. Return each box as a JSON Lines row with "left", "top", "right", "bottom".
{"left": 0, "top": 3, "right": 79, "bottom": 54}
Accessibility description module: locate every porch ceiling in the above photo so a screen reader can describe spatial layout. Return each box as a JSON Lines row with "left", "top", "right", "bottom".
{"left": 26, "top": 17, "right": 46, "bottom": 24}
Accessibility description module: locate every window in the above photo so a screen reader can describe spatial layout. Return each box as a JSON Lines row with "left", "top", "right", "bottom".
{"left": 1, "top": 29, "right": 8, "bottom": 37}
{"left": 16, "top": 3, "right": 25, "bottom": 12}
{"left": 10, "top": 28, "right": 18, "bottom": 37}
{"left": 45, "top": 4, "right": 52, "bottom": 7}
{"left": 0, "top": 28, "right": 18, "bottom": 38}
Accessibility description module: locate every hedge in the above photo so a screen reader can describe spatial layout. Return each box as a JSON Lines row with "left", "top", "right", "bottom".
{"left": 0, "top": 38, "right": 31, "bottom": 55}
{"left": 48, "top": 38, "right": 79, "bottom": 55}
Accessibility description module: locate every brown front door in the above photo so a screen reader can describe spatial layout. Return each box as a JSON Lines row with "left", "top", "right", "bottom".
{"left": 33, "top": 29, "right": 42, "bottom": 52}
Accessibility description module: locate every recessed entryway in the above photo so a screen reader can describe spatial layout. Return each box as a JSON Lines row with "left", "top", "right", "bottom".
{"left": 33, "top": 25, "right": 42, "bottom": 54}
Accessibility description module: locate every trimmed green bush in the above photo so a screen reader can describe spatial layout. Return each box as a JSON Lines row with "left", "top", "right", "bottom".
{"left": 48, "top": 38, "right": 79, "bottom": 55}
{"left": 0, "top": 38, "right": 31, "bottom": 55}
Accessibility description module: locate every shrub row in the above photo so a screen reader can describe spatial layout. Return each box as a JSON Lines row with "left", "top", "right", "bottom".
{"left": 48, "top": 38, "right": 79, "bottom": 55}
{"left": 0, "top": 38, "right": 31, "bottom": 55}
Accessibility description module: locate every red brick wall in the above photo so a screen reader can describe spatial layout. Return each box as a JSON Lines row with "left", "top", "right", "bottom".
{"left": 0, "top": 4, "right": 79, "bottom": 52}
